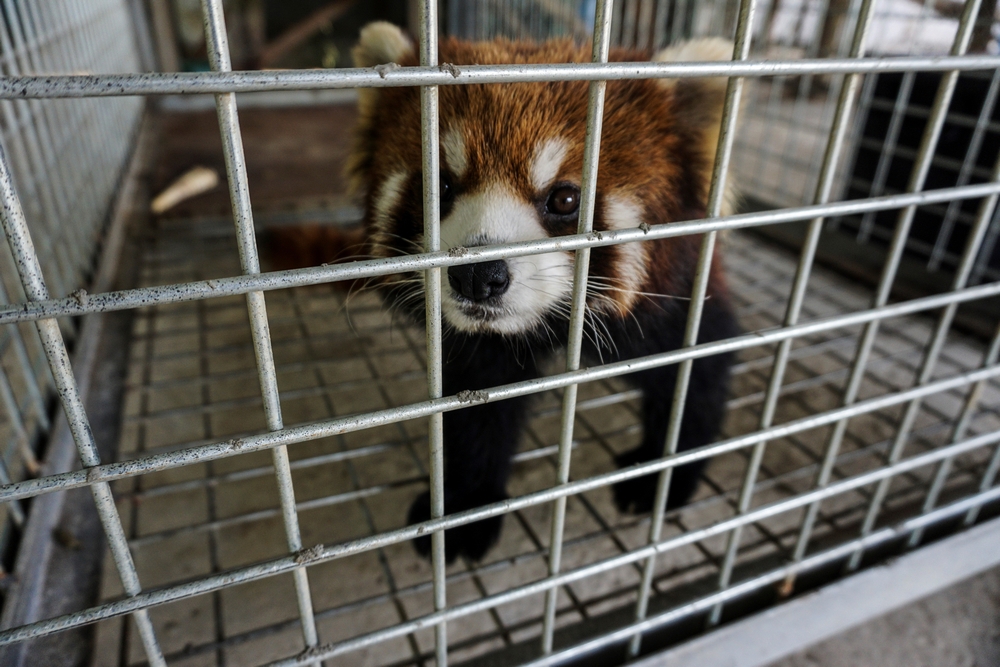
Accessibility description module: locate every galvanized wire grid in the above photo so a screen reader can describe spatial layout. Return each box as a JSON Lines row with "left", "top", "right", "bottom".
{"left": 0, "top": 0, "right": 998, "bottom": 666}
{"left": 80, "top": 212, "right": 1000, "bottom": 667}
{"left": 0, "top": 0, "right": 143, "bottom": 578}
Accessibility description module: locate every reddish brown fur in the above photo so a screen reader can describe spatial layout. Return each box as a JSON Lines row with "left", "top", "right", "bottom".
{"left": 323, "top": 30, "right": 742, "bottom": 559}
{"left": 267, "top": 37, "right": 731, "bottom": 311}
{"left": 351, "top": 37, "right": 730, "bottom": 311}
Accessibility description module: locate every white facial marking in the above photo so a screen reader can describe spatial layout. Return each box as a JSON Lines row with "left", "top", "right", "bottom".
{"left": 601, "top": 196, "right": 648, "bottom": 312}
{"left": 439, "top": 185, "right": 573, "bottom": 334}
{"left": 442, "top": 127, "right": 468, "bottom": 179}
{"left": 531, "top": 137, "right": 568, "bottom": 192}
{"left": 374, "top": 170, "right": 408, "bottom": 233}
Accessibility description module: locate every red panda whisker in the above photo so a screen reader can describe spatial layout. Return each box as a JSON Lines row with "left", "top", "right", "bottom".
{"left": 583, "top": 288, "right": 648, "bottom": 339}
{"left": 588, "top": 284, "right": 693, "bottom": 302}
{"left": 587, "top": 306, "right": 619, "bottom": 358}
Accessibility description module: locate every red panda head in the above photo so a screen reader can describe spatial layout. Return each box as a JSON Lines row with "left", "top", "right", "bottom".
{"left": 349, "top": 22, "right": 732, "bottom": 336}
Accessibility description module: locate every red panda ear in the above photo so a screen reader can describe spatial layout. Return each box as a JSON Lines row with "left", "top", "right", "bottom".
{"left": 349, "top": 23, "right": 415, "bottom": 196}
{"left": 654, "top": 38, "right": 737, "bottom": 214}
{"left": 352, "top": 22, "right": 414, "bottom": 69}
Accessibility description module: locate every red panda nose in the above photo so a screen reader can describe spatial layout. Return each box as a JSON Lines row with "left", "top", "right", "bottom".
{"left": 447, "top": 260, "right": 510, "bottom": 302}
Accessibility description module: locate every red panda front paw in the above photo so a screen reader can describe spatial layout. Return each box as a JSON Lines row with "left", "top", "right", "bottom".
{"left": 612, "top": 474, "right": 659, "bottom": 514}
{"left": 407, "top": 490, "right": 506, "bottom": 563}
{"left": 613, "top": 447, "right": 659, "bottom": 513}
{"left": 613, "top": 447, "right": 702, "bottom": 514}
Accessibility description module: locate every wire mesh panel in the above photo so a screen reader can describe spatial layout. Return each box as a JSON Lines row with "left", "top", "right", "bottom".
{"left": 0, "top": 0, "right": 144, "bottom": 579}
{"left": 0, "top": 0, "right": 998, "bottom": 666}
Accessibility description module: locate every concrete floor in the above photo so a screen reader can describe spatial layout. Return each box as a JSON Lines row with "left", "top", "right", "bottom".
{"left": 86, "top": 105, "right": 1000, "bottom": 667}
{"left": 769, "top": 565, "right": 1000, "bottom": 667}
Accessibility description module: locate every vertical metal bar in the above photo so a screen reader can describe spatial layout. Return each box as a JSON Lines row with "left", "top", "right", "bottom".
{"left": 623, "top": 0, "right": 638, "bottom": 48}
{"left": 964, "top": 431, "right": 1000, "bottom": 526}
{"left": 0, "top": 0, "right": 73, "bottom": 298}
{"left": 790, "top": 0, "right": 985, "bottom": 572}
{"left": 18, "top": 0, "right": 92, "bottom": 281}
{"left": 0, "top": 451, "right": 25, "bottom": 527}
{"left": 0, "top": 283, "right": 49, "bottom": 439}
{"left": 628, "top": 0, "right": 756, "bottom": 656}
{"left": 671, "top": 0, "right": 688, "bottom": 43}
{"left": 40, "top": 0, "right": 103, "bottom": 260}
{"left": 848, "top": 125, "right": 1000, "bottom": 570}
{"left": 417, "top": 0, "right": 448, "bottom": 664}
{"left": 52, "top": 0, "right": 111, "bottom": 230}
{"left": 706, "top": 0, "right": 877, "bottom": 628}
{"left": 447, "top": 0, "right": 459, "bottom": 37}
{"left": 928, "top": 68, "right": 1000, "bottom": 272}
{"left": 198, "top": 0, "right": 320, "bottom": 657}
{"left": 540, "top": 0, "right": 614, "bottom": 655}
{"left": 767, "top": 0, "right": 833, "bottom": 204}
{"left": 971, "top": 203, "right": 1000, "bottom": 284}
{"left": 652, "top": 0, "right": 669, "bottom": 49}
{"left": 636, "top": 0, "right": 654, "bottom": 49}
{"left": 857, "top": 71, "right": 917, "bottom": 239}
{"left": 612, "top": 0, "right": 624, "bottom": 46}
{"left": 800, "top": 0, "right": 865, "bottom": 204}
{"left": 0, "top": 138, "right": 166, "bottom": 667}
{"left": 855, "top": 0, "right": 937, "bottom": 239}
{"left": 0, "top": 357, "right": 39, "bottom": 477}
{"left": 829, "top": 68, "right": 878, "bottom": 230}
{"left": 909, "top": 320, "right": 1000, "bottom": 546}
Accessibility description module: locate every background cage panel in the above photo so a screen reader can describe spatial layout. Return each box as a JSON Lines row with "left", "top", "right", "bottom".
{"left": 0, "top": 0, "right": 997, "bottom": 667}
{"left": 0, "top": 0, "right": 145, "bottom": 584}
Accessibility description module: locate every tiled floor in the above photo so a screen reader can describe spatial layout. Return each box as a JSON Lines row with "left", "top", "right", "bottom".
{"left": 87, "top": 209, "right": 1000, "bottom": 666}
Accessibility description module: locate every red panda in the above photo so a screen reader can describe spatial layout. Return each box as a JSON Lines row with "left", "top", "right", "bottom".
{"left": 280, "top": 23, "right": 740, "bottom": 562}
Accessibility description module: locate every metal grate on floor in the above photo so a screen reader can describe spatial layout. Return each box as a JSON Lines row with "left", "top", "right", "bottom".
{"left": 89, "top": 215, "right": 1000, "bottom": 667}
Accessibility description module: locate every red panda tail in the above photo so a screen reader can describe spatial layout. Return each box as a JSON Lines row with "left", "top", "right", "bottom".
{"left": 265, "top": 224, "right": 368, "bottom": 291}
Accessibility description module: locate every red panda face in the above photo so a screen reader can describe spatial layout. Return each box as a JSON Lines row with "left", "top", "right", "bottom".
{"left": 436, "top": 148, "right": 578, "bottom": 333}
{"left": 349, "top": 24, "right": 732, "bottom": 335}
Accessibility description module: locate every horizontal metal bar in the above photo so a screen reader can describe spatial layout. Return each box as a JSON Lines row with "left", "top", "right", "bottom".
{"left": 123, "top": 349, "right": 892, "bottom": 503}
{"left": 2, "top": 181, "right": 999, "bottom": 325}
{"left": 4, "top": 278, "right": 1000, "bottom": 505}
{"left": 125, "top": 358, "right": 968, "bottom": 547}
{"left": 2, "top": 362, "right": 999, "bottom": 648}
{"left": 3, "top": 55, "right": 1000, "bottom": 99}
{"left": 272, "top": 441, "right": 1000, "bottom": 666}
{"left": 632, "top": 513, "right": 1000, "bottom": 667}
{"left": 130, "top": 414, "right": 981, "bottom": 665}
{"left": 521, "top": 489, "right": 1000, "bottom": 667}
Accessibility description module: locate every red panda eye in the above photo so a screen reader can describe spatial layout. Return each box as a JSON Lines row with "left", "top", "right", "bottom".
{"left": 440, "top": 172, "right": 455, "bottom": 216}
{"left": 546, "top": 185, "right": 580, "bottom": 217}
{"left": 440, "top": 173, "right": 453, "bottom": 200}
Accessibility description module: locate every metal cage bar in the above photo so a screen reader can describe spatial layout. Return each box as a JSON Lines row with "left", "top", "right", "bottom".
{"left": 1, "top": 2, "right": 1000, "bottom": 665}
{"left": 198, "top": 0, "right": 321, "bottom": 658}
{"left": 4, "top": 272, "right": 1000, "bottom": 506}
{"left": 707, "top": 0, "right": 878, "bottom": 628}
{"left": 909, "top": 319, "right": 1000, "bottom": 546}
{"left": 8, "top": 402, "right": 999, "bottom": 657}
{"left": 6, "top": 55, "right": 1000, "bottom": 99}
{"left": 541, "top": 0, "right": 613, "bottom": 654}
{"left": 0, "top": 1, "right": 146, "bottom": 660}
{"left": 0, "top": 140, "right": 165, "bottom": 665}
{"left": 417, "top": 0, "right": 449, "bottom": 663}
{"left": 789, "top": 0, "right": 986, "bottom": 573}
{"left": 847, "top": 97, "right": 1000, "bottom": 570}
{"left": 629, "top": 0, "right": 755, "bottom": 654}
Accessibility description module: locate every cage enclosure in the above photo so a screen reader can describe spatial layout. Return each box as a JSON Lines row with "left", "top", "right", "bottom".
{"left": 0, "top": 1, "right": 998, "bottom": 667}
